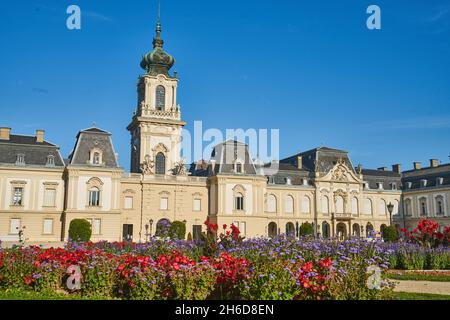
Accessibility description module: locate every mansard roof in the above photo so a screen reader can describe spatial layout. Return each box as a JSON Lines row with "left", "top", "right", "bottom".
{"left": 402, "top": 163, "right": 450, "bottom": 190}
{"left": 0, "top": 134, "right": 64, "bottom": 167}
{"left": 68, "top": 127, "right": 120, "bottom": 168}
{"left": 281, "top": 146, "right": 354, "bottom": 174}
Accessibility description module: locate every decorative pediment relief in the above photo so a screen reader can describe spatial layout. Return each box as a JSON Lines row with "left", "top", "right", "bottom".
{"left": 232, "top": 184, "right": 246, "bottom": 193}
{"left": 153, "top": 143, "right": 169, "bottom": 153}
{"left": 122, "top": 189, "right": 136, "bottom": 194}
{"left": 324, "top": 159, "right": 361, "bottom": 183}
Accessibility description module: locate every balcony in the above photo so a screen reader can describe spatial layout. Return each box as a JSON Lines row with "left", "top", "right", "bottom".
{"left": 139, "top": 104, "right": 181, "bottom": 120}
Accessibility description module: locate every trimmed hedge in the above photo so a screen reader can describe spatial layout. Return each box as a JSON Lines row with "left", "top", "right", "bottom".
{"left": 68, "top": 219, "right": 92, "bottom": 242}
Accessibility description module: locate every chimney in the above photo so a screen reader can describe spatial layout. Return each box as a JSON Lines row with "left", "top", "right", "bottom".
{"left": 430, "top": 159, "right": 439, "bottom": 168}
{"left": 392, "top": 164, "right": 401, "bottom": 173}
{"left": 297, "top": 156, "right": 303, "bottom": 170}
{"left": 413, "top": 162, "right": 421, "bottom": 170}
{"left": 377, "top": 167, "right": 387, "bottom": 171}
{"left": 0, "top": 127, "right": 11, "bottom": 140}
{"left": 36, "top": 129, "right": 45, "bottom": 143}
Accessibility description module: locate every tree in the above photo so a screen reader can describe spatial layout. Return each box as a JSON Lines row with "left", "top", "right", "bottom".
{"left": 299, "top": 222, "right": 314, "bottom": 236}
{"left": 382, "top": 225, "right": 398, "bottom": 242}
{"left": 170, "top": 221, "right": 186, "bottom": 240}
{"left": 68, "top": 219, "right": 92, "bottom": 242}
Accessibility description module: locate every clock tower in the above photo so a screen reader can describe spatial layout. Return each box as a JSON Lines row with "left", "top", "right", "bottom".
{"left": 127, "top": 15, "right": 186, "bottom": 175}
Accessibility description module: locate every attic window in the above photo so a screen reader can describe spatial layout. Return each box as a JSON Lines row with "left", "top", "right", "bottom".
{"left": 420, "top": 179, "right": 427, "bottom": 188}
{"left": 235, "top": 162, "right": 243, "bottom": 174}
{"left": 377, "top": 182, "right": 384, "bottom": 190}
{"left": 46, "top": 155, "right": 55, "bottom": 166}
{"left": 436, "top": 177, "right": 444, "bottom": 186}
{"left": 16, "top": 154, "right": 25, "bottom": 166}
{"left": 90, "top": 149, "right": 103, "bottom": 166}
{"left": 406, "top": 182, "right": 412, "bottom": 189}
{"left": 285, "top": 177, "right": 292, "bottom": 185}
{"left": 390, "top": 183, "right": 397, "bottom": 190}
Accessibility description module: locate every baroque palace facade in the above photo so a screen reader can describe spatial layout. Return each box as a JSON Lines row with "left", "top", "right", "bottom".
{"left": 1, "top": 20, "right": 449, "bottom": 244}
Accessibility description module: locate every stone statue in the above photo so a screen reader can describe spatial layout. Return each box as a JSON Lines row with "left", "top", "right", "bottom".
{"left": 173, "top": 158, "right": 187, "bottom": 176}
{"left": 140, "top": 154, "right": 154, "bottom": 175}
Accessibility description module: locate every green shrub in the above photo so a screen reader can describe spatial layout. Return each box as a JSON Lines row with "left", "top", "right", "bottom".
{"left": 68, "top": 219, "right": 92, "bottom": 242}
{"left": 382, "top": 226, "right": 398, "bottom": 242}
{"left": 170, "top": 221, "right": 186, "bottom": 240}
{"left": 299, "top": 222, "right": 314, "bottom": 236}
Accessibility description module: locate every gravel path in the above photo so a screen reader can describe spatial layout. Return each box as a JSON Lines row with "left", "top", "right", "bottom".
{"left": 394, "top": 280, "right": 450, "bottom": 295}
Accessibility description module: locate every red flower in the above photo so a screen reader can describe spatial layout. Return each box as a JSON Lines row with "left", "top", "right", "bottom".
{"left": 223, "top": 224, "right": 227, "bottom": 230}
{"left": 24, "top": 276, "right": 33, "bottom": 286}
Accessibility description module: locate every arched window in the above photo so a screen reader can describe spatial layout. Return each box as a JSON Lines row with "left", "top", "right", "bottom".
{"left": 266, "top": 194, "right": 277, "bottom": 213}
{"left": 379, "top": 199, "right": 387, "bottom": 215}
{"left": 235, "top": 193, "right": 244, "bottom": 211}
{"left": 89, "top": 187, "right": 100, "bottom": 207}
{"left": 155, "top": 152, "right": 166, "bottom": 175}
{"left": 393, "top": 200, "right": 399, "bottom": 216}
{"left": 366, "top": 222, "right": 374, "bottom": 237}
{"left": 322, "top": 222, "right": 330, "bottom": 238}
{"left": 285, "top": 195, "right": 294, "bottom": 214}
{"left": 155, "top": 85, "right": 166, "bottom": 110}
{"left": 419, "top": 197, "right": 428, "bottom": 216}
{"left": 351, "top": 197, "right": 359, "bottom": 215}
{"left": 436, "top": 196, "right": 444, "bottom": 215}
{"left": 404, "top": 199, "right": 412, "bottom": 216}
{"left": 301, "top": 196, "right": 311, "bottom": 214}
{"left": 335, "top": 196, "right": 344, "bottom": 214}
{"left": 321, "top": 196, "right": 329, "bottom": 214}
{"left": 268, "top": 222, "right": 278, "bottom": 238}
{"left": 364, "top": 198, "right": 373, "bottom": 215}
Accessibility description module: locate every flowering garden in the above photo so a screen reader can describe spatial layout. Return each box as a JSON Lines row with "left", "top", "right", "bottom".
{"left": 0, "top": 219, "right": 449, "bottom": 300}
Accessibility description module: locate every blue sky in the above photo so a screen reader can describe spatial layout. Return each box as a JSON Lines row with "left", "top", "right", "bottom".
{"left": 0, "top": 0, "right": 449, "bottom": 171}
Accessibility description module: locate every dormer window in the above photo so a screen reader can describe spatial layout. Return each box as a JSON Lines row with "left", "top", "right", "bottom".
{"left": 436, "top": 177, "right": 444, "bottom": 186}
{"left": 420, "top": 179, "right": 427, "bottom": 188}
{"left": 377, "top": 182, "right": 383, "bottom": 190}
{"left": 90, "top": 149, "right": 103, "bottom": 166}
{"left": 302, "top": 179, "right": 308, "bottom": 186}
{"left": 155, "top": 85, "right": 166, "bottom": 111}
{"left": 406, "top": 182, "right": 412, "bottom": 189}
{"left": 285, "top": 177, "right": 292, "bottom": 185}
{"left": 16, "top": 154, "right": 25, "bottom": 166}
{"left": 46, "top": 155, "right": 55, "bottom": 166}
{"left": 235, "top": 162, "right": 243, "bottom": 174}
{"left": 390, "top": 183, "right": 397, "bottom": 190}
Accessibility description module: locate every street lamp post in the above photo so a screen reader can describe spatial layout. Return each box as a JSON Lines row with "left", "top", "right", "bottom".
{"left": 149, "top": 219, "right": 154, "bottom": 238}
{"left": 387, "top": 202, "right": 394, "bottom": 226}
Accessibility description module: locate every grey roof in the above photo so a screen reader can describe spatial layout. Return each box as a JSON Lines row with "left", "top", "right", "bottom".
{"left": 68, "top": 127, "right": 120, "bottom": 168}
{"left": 402, "top": 163, "right": 450, "bottom": 190}
{"left": 0, "top": 134, "right": 64, "bottom": 167}
{"left": 281, "top": 147, "right": 354, "bottom": 174}
{"left": 191, "top": 140, "right": 257, "bottom": 176}
{"left": 361, "top": 169, "right": 401, "bottom": 178}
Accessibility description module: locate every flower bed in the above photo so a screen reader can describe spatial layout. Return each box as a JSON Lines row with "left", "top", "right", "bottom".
{"left": 0, "top": 221, "right": 448, "bottom": 300}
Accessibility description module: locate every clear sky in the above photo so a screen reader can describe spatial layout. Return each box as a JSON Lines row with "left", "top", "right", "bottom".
{"left": 0, "top": 0, "right": 449, "bottom": 171}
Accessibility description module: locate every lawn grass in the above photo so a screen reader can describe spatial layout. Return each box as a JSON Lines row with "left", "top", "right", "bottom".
{"left": 392, "top": 291, "right": 450, "bottom": 300}
{"left": 385, "top": 273, "right": 450, "bottom": 282}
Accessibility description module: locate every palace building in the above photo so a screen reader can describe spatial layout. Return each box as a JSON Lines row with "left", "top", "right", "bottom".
{"left": 0, "top": 18, "right": 448, "bottom": 244}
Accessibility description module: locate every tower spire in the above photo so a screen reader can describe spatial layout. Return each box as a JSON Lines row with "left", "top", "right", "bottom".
{"left": 154, "top": 0, "right": 163, "bottom": 48}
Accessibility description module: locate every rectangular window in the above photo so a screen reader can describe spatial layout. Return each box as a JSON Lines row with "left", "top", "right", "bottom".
{"left": 13, "top": 187, "right": 24, "bottom": 206}
{"left": 92, "top": 219, "right": 101, "bottom": 235}
{"left": 235, "top": 196, "right": 244, "bottom": 211}
{"left": 193, "top": 199, "right": 201, "bottom": 211}
{"left": 124, "top": 196, "right": 133, "bottom": 209}
{"left": 43, "top": 219, "right": 53, "bottom": 235}
{"left": 10, "top": 218, "right": 21, "bottom": 234}
{"left": 240, "top": 222, "right": 246, "bottom": 237}
{"left": 44, "top": 188, "right": 56, "bottom": 207}
{"left": 160, "top": 197, "right": 168, "bottom": 210}
{"left": 89, "top": 190, "right": 100, "bottom": 206}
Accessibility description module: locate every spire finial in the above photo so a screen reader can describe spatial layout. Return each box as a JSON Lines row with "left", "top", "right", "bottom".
{"left": 153, "top": 0, "right": 163, "bottom": 48}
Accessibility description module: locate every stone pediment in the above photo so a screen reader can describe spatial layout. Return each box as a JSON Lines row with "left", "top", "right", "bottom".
{"left": 322, "top": 159, "right": 361, "bottom": 183}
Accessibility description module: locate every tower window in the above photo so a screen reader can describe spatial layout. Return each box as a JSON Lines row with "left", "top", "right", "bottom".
{"left": 155, "top": 152, "right": 166, "bottom": 175}
{"left": 235, "top": 193, "right": 244, "bottom": 211}
{"left": 236, "top": 162, "right": 242, "bottom": 174}
{"left": 89, "top": 188, "right": 101, "bottom": 207}
{"left": 93, "top": 152, "right": 101, "bottom": 165}
{"left": 156, "top": 85, "right": 166, "bottom": 110}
